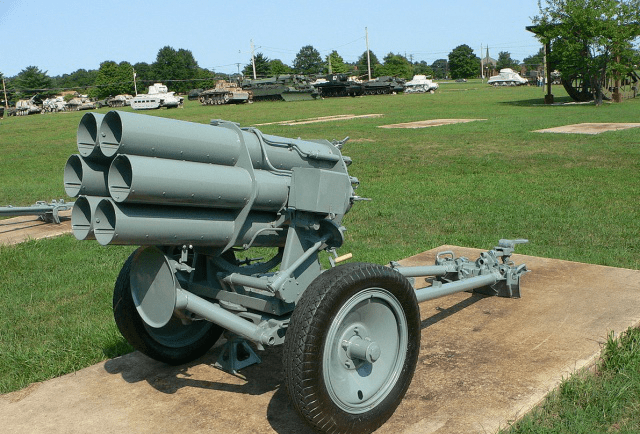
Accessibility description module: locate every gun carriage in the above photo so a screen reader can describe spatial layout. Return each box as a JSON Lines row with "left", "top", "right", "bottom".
{"left": 66, "top": 111, "right": 528, "bottom": 434}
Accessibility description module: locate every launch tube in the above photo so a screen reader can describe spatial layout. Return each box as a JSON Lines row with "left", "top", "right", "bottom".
{"left": 71, "top": 195, "right": 102, "bottom": 240}
{"left": 98, "top": 110, "right": 342, "bottom": 171}
{"left": 92, "top": 199, "right": 285, "bottom": 247}
{"left": 107, "top": 154, "right": 290, "bottom": 211}
{"left": 64, "top": 154, "right": 109, "bottom": 197}
{"left": 77, "top": 112, "right": 108, "bottom": 162}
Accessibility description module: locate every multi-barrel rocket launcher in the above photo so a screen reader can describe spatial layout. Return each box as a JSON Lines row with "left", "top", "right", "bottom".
{"left": 65, "top": 111, "right": 529, "bottom": 434}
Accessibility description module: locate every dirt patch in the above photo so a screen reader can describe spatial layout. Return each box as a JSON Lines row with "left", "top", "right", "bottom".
{"left": 253, "top": 114, "right": 383, "bottom": 126}
{"left": 0, "top": 212, "right": 72, "bottom": 245}
{"left": 348, "top": 138, "right": 376, "bottom": 143}
{"left": 378, "top": 119, "right": 487, "bottom": 129}
{"left": 534, "top": 123, "right": 640, "bottom": 135}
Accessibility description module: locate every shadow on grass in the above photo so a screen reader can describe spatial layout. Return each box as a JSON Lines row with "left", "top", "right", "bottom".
{"left": 499, "top": 96, "right": 576, "bottom": 106}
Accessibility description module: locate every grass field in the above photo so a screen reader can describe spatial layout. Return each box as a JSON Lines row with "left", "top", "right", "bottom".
{"left": 1, "top": 81, "right": 639, "bottom": 430}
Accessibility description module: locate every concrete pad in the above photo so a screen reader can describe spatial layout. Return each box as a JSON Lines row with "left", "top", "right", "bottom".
{"left": 0, "top": 211, "right": 71, "bottom": 245}
{"left": 2, "top": 246, "right": 639, "bottom": 434}
{"left": 253, "top": 114, "right": 383, "bottom": 126}
{"left": 378, "top": 119, "right": 487, "bottom": 129}
{"left": 534, "top": 122, "right": 640, "bottom": 135}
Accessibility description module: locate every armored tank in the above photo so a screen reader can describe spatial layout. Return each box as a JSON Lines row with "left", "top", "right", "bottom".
{"left": 42, "top": 96, "right": 67, "bottom": 113}
{"left": 188, "top": 89, "right": 203, "bottom": 100}
{"left": 131, "top": 83, "right": 183, "bottom": 110}
{"left": 108, "top": 94, "right": 133, "bottom": 107}
{"left": 10, "top": 96, "right": 42, "bottom": 116}
{"left": 404, "top": 75, "right": 439, "bottom": 93}
{"left": 362, "top": 76, "right": 405, "bottom": 95}
{"left": 200, "top": 80, "right": 252, "bottom": 105}
{"left": 241, "top": 75, "right": 318, "bottom": 101}
{"left": 487, "top": 68, "right": 528, "bottom": 86}
{"left": 312, "top": 74, "right": 364, "bottom": 98}
{"left": 67, "top": 95, "right": 96, "bottom": 111}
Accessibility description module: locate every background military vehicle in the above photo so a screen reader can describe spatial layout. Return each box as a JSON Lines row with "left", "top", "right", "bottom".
{"left": 487, "top": 68, "right": 528, "bottom": 86}
{"left": 312, "top": 74, "right": 364, "bottom": 97}
{"left": 131, "top": 83, "right": 183, "bottom": 110}
{"left": 404, "top": 75, "right": 439, "bottom": 93}
{"left": 362, "top": 76, "right": 405, "bottom": 95}
{"left": 42, "top": 96, "right": 67, "bottom": 112}
{"left": 10, "top": 95, "right": 42, "bottom": 116}
{"left": 241, "top": 75, "right": 318, "bottom": 101}
{"left": 66, "top": 95, "right": 96, "bottom": 111}
{"left": 199, "top": 80, "right": 252, "bottom": 105}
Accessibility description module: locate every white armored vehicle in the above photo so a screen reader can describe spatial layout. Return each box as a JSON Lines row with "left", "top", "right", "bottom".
{"left": 42, "top": 96, "right": 67, "bottom": 113}
{"left": 487, "top": 68, "right": 528, "bottom": 86}
{"left": 11, "top": 96, "right": 42, "bottom": 116}
{"left": 404, "top": 75, "right": 439, "bottom": 93}
{"left": 131, "top": 83, "right": 183, "bottom": 110}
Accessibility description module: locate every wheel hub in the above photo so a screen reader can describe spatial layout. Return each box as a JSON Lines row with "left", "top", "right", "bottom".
{"left": 340, "top": 325, "right": 381, "bottom": 366}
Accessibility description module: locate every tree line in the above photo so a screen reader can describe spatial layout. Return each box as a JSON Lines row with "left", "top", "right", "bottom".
{"left": 1, "top": 43, "right": 547, "bottom": 103}
{"left": 4, "top": 0, "right": 638, "bottom": 106}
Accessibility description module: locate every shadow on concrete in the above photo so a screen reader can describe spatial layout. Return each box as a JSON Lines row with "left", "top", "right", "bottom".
{"left": 104, "top": 343, "right": 282, "bottom": 396}
{"left": 266, "top": 387, "right": 316, "bottom": 434}
{"left": 102, "top": 293, "right": 486, "bottom": 434}
{"left": 420, "top": 293, "right": 489, "bottom": 330}
{"left": 103, "top": 343, "right": 315, "bottom": 433}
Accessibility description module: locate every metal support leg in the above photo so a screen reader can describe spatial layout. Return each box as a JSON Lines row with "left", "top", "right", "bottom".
{"left": 214, "top": 334, "right": 262, "bottom": 375}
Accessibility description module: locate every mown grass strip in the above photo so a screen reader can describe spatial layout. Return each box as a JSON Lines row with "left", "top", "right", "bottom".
{"left": 502, "top": 327, "right": 640, "bottom": 434}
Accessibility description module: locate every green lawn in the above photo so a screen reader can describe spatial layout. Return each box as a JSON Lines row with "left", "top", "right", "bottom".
{"left": 1, "top": 83, "right": 639, "bottom": 430}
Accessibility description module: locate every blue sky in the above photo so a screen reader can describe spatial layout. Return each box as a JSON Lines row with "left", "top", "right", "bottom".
{"left": 0, "top": 0, "right": 543, "bottom": 77}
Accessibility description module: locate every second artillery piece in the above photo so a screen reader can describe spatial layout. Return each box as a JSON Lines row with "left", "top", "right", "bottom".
{"left": 66, "top": 111, "right": 529, "bottom": 434}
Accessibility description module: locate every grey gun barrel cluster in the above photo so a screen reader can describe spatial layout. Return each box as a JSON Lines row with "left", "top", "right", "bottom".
{"left": 66, "top": 111, "right": 353, "bottom": 247}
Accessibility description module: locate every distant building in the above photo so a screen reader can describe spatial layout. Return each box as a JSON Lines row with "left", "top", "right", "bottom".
{"left": 481, "top": 47, "right": 497, "bottom": 78}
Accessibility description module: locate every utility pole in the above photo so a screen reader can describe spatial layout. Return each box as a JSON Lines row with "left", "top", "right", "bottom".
{"left": 365, "top": 27, "right": 372, "bottom": 81}
{"left": 480, "top": 44, "right": 484, "bottom": 81}
{"left": 2, "top": 78, "right": 8, "bottom": 109}
{"left": 133, "top": 69, "right": 138, "bottom": 96}
{"left": 251, "top": 39, "right": 257, "bottom": 80}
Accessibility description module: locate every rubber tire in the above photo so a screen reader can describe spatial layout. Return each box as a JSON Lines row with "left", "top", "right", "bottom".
{"left": 283, "top": 262, "right": 421, "bottom": 434}
{"left": 113, "top": 249, "right": 224, "bottom": 365}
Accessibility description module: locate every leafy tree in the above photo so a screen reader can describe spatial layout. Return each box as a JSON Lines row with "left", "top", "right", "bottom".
{"left": 325, "top": 50, "right": 349, "bottom": 74}
{"left": 195, "top": 68, "right": 217, "bottom": 90}
{"left": 52, "top": 69, "right": 98, "bottom": 92}
{"left": 356, "top": 50, "right": 381, "bottom": 78}
{"left": 413, "top": 61, "right": 434, "bottom": 77}
{"left": 13, "top": 66, "right": 53, "bottom": 98}
{"left": 632, "top": 48, "right": 640, "bottom": 66}
{"left": 293, "top": 45, "right": 323, "bottom": 75}
{"left": 533, "top": 0, "right": 640, "bottom": 104}
{"left": 93, "top": 61, "right": 134, "bottom": 99}
{"left": 133, "top": 62, "right": 153, "bottom": 89}
{"left": 268, "top": 59, "right": 292, "bottom": 76}
{"left": 377, "top": 53, "right": 413, "bottom": 79}
{"left": 430, "top": 59, "right": 448, "bottom": 79}
{"left": 523, "top": 47, "right": 545, "bottom": 72}
{"left": 243, "top": 52, "right": 270, "bottom": 78}
{"left": 448, "top": 45, "right": 480, "bottom": 79}
{"left": 152, "top": 46, "right": 203, "bottom": 93}
{"left": 496, "top": 51, "right": 520, "bottom": 70}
